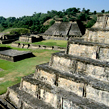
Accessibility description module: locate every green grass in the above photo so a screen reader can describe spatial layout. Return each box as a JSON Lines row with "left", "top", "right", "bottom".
{"left": 0, "top": 45, "right": 59, "bottom": 94}
{"left": 15, "top": 40, "right": 67, "bottom": 48}
{"left": 33, "top": 40, "right": 67, "bottom": 48}
{"left": 31, "top": 40, "right": 67, "bottom": 48}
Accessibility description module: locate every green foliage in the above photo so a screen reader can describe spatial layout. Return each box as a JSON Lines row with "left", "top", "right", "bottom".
{"left": 63, "top": 17, "right": 69, "bottom": 22}
{"left": 0, "top": 7, "right": 98, "bottom": 33}
{"left": 77, "top": 13, "right": 90, "bottom": 21}
{"left": 3, "top": 28, "right": 30, "bottom": 35}
{"left": 86, "top": 15, "right": 97, "bottom": 28}
{"left": 10, "top": 28, "right": 30, "bottom": 35}
{"left": 93, "top": 11, "right": 97, "bottom": 14}
{"left": 49, "top": 20, "right": 55, "bottom": 26}
{"left": 101, "top": 9, "right": 105, "bottom": 13}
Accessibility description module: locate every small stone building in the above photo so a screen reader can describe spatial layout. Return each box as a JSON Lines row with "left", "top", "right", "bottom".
{"left": 19, "top": 35, "right": 43, "bottom": 43}
{"left": 0, "top": 33, "right": 19, "bottom": 44}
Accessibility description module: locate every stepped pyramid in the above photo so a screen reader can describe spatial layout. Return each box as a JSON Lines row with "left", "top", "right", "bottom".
{"left": 1, "top": 14, "right": 109, "bottom": 109}
{"left": 44, "top": 20, "right": 84, "bottom": 36}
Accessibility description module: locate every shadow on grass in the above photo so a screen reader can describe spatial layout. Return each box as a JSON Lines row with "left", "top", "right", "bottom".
{"left": 14, "top": 53, "right": 36, "bottom": 62}
{"left": 0, "top": 47, "right": 11, "bottom": 51}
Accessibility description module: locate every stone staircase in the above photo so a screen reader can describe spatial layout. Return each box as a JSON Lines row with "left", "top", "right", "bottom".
{"left": 1, "top": 14, "right": 109, "bottom": 109}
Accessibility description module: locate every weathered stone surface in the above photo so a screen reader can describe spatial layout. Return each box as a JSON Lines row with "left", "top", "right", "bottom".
{"left": 34, "top": 68, "right": 56, "bottom": 86}
{"left": 58, "top": 77, "right": 84, "bottom": 97}
{"left": 67, "top": 39, "right": 109, "bottom": 61}
{"left": 34, "top": 63, "right": 109, "bottom": 94}
{"left": 7, "top": 78, "right": 109, "bottom": 109}
{"left": 84, "top": 29, "right": 109, "bottom": 43}
{"left": 7, "top": 84, "right": 55, "bottom": 109}
{"left": 83, "top": 14, "right": 109, "bottom": 43}
{"left": 0, "top": 49, "right": 34, "bottom": 62}
{"left": 50, "top": 52, "right": 109, "bottom": 82}
{"left": 86, "top": 85, "right": 109, "bottom": 106}
{"left": 0, "top": 97, "right": 16, "bottom": 109}
{"left": 69, "top": 43, "right": 97, "bottom": 59}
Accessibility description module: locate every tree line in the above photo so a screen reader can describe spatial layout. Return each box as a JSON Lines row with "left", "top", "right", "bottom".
{"left": 0, "top": 7, "right": 107, "bottom": 33}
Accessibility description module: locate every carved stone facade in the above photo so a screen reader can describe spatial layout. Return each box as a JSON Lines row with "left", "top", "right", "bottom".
{"left": 0, "top": 14, "right": 109, "bottom": 109}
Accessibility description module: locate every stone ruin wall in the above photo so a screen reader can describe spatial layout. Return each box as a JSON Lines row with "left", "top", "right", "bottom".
{"left": 42, "top": 35, "right": 68, "bottom": 40}
{"left": 84, "top": 29, "right": 109, "bottom": 43}
{"left": 19, "top": 36, "right": 32, "bottom": 43}
{"left": 84, "top": 14, "right": 109, "bottom": 43}
{"left": 0, "top": 54, "right": 14, "bottom": 62}
{"left": 6, "top": 66, "right": 109, "bottom": 108}
{"left": 50, "top": 52, "right": 109, "bottom": 82}
{"left": 67, "top": 40, "right": 109, "bottom": 61}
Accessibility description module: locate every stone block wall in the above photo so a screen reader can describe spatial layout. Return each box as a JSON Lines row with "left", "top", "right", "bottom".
{"left": 50, "top": 52, "right": 109, "bottom": 82}
{"left": 84, "top": 29, "right": 109, "bottom": 43}
{"left": 67, "top": 39, "right": 109, "bottom": 61}
{"left": 19, "top": 36, "right": 32, "bottom": 43}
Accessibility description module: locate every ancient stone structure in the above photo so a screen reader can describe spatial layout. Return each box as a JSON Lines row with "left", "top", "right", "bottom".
{"left": 0, "top": 49, "right": 34, "bottom": 62}
{"left": 11, "top": 42, "right": 65, "bottom": 51}
{"left": 0, "top": 14, "right": 109, "bottom": 108}
{"left": 19, "top": 35, "right": 43, "bottom": 43}
{"left": 84, "top": 14, "right": 109, "bottom": 43}
{"left": 42, "top": 20, "right": 85, "bottom": 40}
{"left": 0, "top": 33, "right": 19, "bottom": 44}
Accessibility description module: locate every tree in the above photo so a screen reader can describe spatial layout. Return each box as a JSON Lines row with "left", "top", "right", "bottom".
{"left": 93, "top": 11, "right": 97, "bottom": 14}
{"left": 101, "top": 9, "right": 105, "bottom": 13}
{"left": 49, "top": 20, "right": 55, "bottom": 26}
{"left": 86, "top": 15, "right": 97, "bottom": 28}
{"left": 63, "top": 17, "right": 69, "bottom": 22}
{"left": 85, "top": 9, "right": 90, "bottom": 14}
{"left": 82, "top": 8, "right": 86, "bottom": 13}
{"left": 77, "top": 13, "right": 90, "bottom": 21}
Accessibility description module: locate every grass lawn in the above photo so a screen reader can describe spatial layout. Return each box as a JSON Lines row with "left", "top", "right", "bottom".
{"left": 0, "top": 45, "right": 59, "bottom": 94}
{"left": 16, "top": 39, "right": 67, "bottom": 48}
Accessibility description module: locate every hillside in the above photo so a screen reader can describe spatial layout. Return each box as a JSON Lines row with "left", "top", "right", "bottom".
{"left": 0, "top": 7, "right": 104, "bottom": 34}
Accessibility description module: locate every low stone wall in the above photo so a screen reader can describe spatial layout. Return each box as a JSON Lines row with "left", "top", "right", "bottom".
{"left": 0, "top": 54, "right": 14, "bottom": 62}
{"left": 0, "top": 49, "right": 34, "bottom": 62}
{"left": 19, "top": 36, "right": 32, "bottom": 43}
{"left": 12, "top": 42, "right": 66, "bottom": 51}
{"left": 42, "top": 35, "right": 68, "bottom": 40}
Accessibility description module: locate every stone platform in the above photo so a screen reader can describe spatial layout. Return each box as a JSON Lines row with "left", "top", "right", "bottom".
{"left": 0, "top": 49, "right": 34, "bottom": 62}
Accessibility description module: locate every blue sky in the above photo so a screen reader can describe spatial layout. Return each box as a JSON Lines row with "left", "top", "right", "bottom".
{"left": 0, "top": 0, "right": 109, "bottom": 18}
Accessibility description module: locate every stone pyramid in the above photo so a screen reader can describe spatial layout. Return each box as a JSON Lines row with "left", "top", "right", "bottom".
{"left": 44, "top": 21, "right": 83, "bottom": 36}
{"left": 1, "top": 14, "right": 109, "bottom": 109}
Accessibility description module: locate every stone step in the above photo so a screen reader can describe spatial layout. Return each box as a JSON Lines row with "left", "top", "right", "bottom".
{"left": 6, "top": 83, "right": 56, "bottom": 109}
{"left": 0, "top": 98, "right": 16, "bottom": 109}
{"left": 16, "top": 74, "right": 109, "bottom": 109}
{"left": 20, "top": 74, "right": 59, "bottom": 108}
{"left": 34, "top": 63, "right": 109, "bottom": 106}
{"left": 66, "top": 39, "right": 109, "bottom": 61}
{"left": 49, "top": 52, "right": 109, "bottom": 82}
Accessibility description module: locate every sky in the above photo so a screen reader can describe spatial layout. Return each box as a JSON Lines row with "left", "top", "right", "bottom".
{"left": 0, "top": 0, "right": 109, "bottom": 18}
